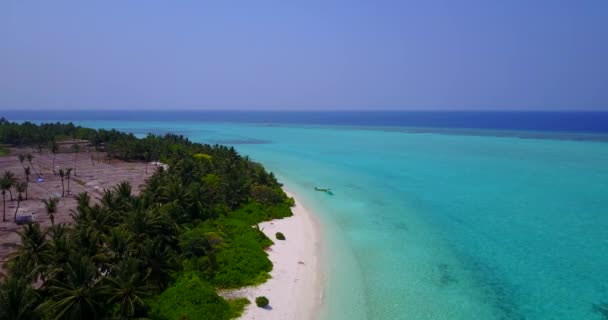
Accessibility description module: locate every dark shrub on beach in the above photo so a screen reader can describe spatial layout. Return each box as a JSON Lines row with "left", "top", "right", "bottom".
{"left": 275, "top": 232, "right": 286, "bottom": 240}
{"left": 255, "top": 296, "right": 269, "bottom": 308}
{"left": 285, "top": 196, "right": 295, "bottom": 207}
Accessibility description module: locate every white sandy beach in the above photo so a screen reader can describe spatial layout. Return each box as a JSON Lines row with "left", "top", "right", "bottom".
{"left": 222, "top": 191, "right": 324, "bottom": 320}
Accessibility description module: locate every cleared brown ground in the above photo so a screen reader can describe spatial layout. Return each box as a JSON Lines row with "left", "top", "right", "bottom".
{"left": 0, "top": 148, "right": 155, "bottom": 267}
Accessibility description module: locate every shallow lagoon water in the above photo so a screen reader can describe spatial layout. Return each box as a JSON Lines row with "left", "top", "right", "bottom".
{"left": 55, "top": 120, "right": 608, "bottom": 319}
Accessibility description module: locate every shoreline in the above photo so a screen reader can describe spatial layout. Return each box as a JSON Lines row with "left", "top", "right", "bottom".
{"left": 222, "top": 190, "right": 324, "bottom": 320}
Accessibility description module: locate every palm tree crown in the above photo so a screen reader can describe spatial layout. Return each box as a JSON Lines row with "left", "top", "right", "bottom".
{"left": 13, "top": 181, "right": 27, "bottom": 222}
{"left": 2, "top": 171, "right": 17, "bottom": 201}
{"left": 0, "top": 171, "right": 15, "bottom": 222}
{"left": 23, "top": 167, "right": 31, "bottom": 200}
{"left": 42, "top": 197, "right": 59, "bottom": 227}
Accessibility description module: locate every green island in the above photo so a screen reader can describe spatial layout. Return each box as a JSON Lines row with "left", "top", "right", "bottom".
{"left": 0, "top": 118, "right": 294, "bottom": 320}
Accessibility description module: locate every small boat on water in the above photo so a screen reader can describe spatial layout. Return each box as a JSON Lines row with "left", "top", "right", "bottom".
{"left": 314, "top": 187, "right": 333, "bottom": 195}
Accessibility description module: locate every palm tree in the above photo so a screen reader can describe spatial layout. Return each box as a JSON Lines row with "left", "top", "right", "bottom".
{"left": 59, "top": 169, "right": 66, "bottom": 197}
{"left": 13, "top": 182, "right": 26, "bottom": 223}
{"left": 0, "top": 274, "right": 41, "bottom": 320}
{"left": 114, "top": 181, "right": 132, "bottom": 201}
{"left": 74, "top": 202, "right": 116, "bottom": 242}
{"left": 36, "top": 256, "right": 107, "bottom": 320}
{"left": 142, "top": 170, "right": 166, "bottom": 203}
{"left": 70, "top": 204, "right": 114, "bottom": 260}
{"left": 139, "top": 238, "right": 178, "bottom": 291}
{"left": 26, "top": 154, "right": 40, "bottom": 179}
{"left": 35, "top": 141, "right": 44, "bottom": 154}
{"left": 50, "top": 140, "right": 59, "bottom": 175}
{"left": 102, "top": 258, "right": 151, "bottom": 318}
{"left": 48, "top": 223, "right": 69, "bottom": 242}
{"left": 104, "top": 227, "right": 130, "bottom": 261}
{"left": 122, "top": 207, "right": 171, "bottom": 248}
{"left": 47, "top": 226, "right": 70, "bottom": 259}
{"left": 42, "top": 197, "right": 59, "bottom": 227}
{"left": 2, "top": 171, "right": 16, "bottom": 201}
{"left": 45, "top": 226, "right": 73, "bottom": 284}
{"left": 17, "top": 154, "right": 25, "bottom": 169}
{"left": 70, "top": 195, "right": 89, "bottom": 222}
{"left": 8, "top": 223, "right": 51, "bottom": 281}
{"left": 72, "top": 144, "right": 80, "bottom": 176}
{"left": 100, "top": 189, "right": 117, "bottom": 212}
{"left": 144, "top": 151, "right": 151, "bottom": 174}
{"left": 65, "top": 168, "right": 73, "bottom": 196}
{"left": 23, "top": 167, "right": 30, "bottom": 200}
{"left": 0, "top": 173, "right": 13, "bottom": 222}
{"left": 75, "top": 192, "right": 91, "bottom": 215}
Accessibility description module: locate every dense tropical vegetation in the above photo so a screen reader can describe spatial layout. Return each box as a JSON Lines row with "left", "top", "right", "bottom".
{"left": 0, "top": 119, "right": 293, "bottom": 319}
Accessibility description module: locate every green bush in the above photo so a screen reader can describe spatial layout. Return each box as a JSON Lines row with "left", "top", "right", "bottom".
{"left": 255, "top": 296, "right": 269, "bottom": 308}
{"left": 228, "top": 201, "right": 293, "bottom": 226}
{"left": 179, "top": 228, "right": 225, "bottom": 258}
{"left": 251, "top": 185, "right": 284, "bottom": 205}
{"left": 285, "top": 196, "right": 295, "bottom": 207}
{"left": 275, "top": 232, "right": 286, "bottom": 240}
{"left": 203, "top": 201, "right": 293, "bottom": 288}
{"left": 193, "top": 153, "right": 212, "bottom": 161}
{"left": 210, "top": 222, "right": 273, "bottom": 288}
{"left": 149, "top": 272, "right": 234, "bottom": 320}
{"left": 181, "top": 205, "right": 285, "bottom": 289}
{"left": 227, "top": 298, "right": 250, "bottom": 318}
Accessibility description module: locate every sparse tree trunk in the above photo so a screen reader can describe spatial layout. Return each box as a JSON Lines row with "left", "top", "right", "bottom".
{"left": 30, "top": 163, "right": 40, "bottom": 178}
{"left": 52, "top": 154, "right": 56, "bottom": 175}
{"left": 61, "top": 178, "right": 65, "bottom": 197}
{"left": 13, "top": 198, "right": 20, "bottom": 222}
{"left": 8, "top": 189, "right": 13, "bottom": 201}
{"left": 67, "top": 178, "right": 70, "bottom": 195}
{"left": 2, "top": 193, "right": 5, "bottom": 222}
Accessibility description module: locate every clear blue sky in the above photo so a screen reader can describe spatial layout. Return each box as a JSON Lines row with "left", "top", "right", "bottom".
{"left": 1, "top": 1, "right": 607, "bottom": 110}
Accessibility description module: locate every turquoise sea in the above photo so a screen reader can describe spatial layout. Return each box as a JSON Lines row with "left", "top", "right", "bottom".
{"left": 17, "top": 115, "right": 608, "bottom": 320}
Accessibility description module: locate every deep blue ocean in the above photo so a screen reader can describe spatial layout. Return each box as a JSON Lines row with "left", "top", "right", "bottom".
{"left": 5, "top": 110, "right": 608, "bottom": 320}
{"left": 3, "top": 110, "right": 608, "bottom": 133}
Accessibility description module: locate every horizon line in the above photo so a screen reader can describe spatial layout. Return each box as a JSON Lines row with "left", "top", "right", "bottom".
{"left": 1, "top": 108, "right": 608, "bottom": 113}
